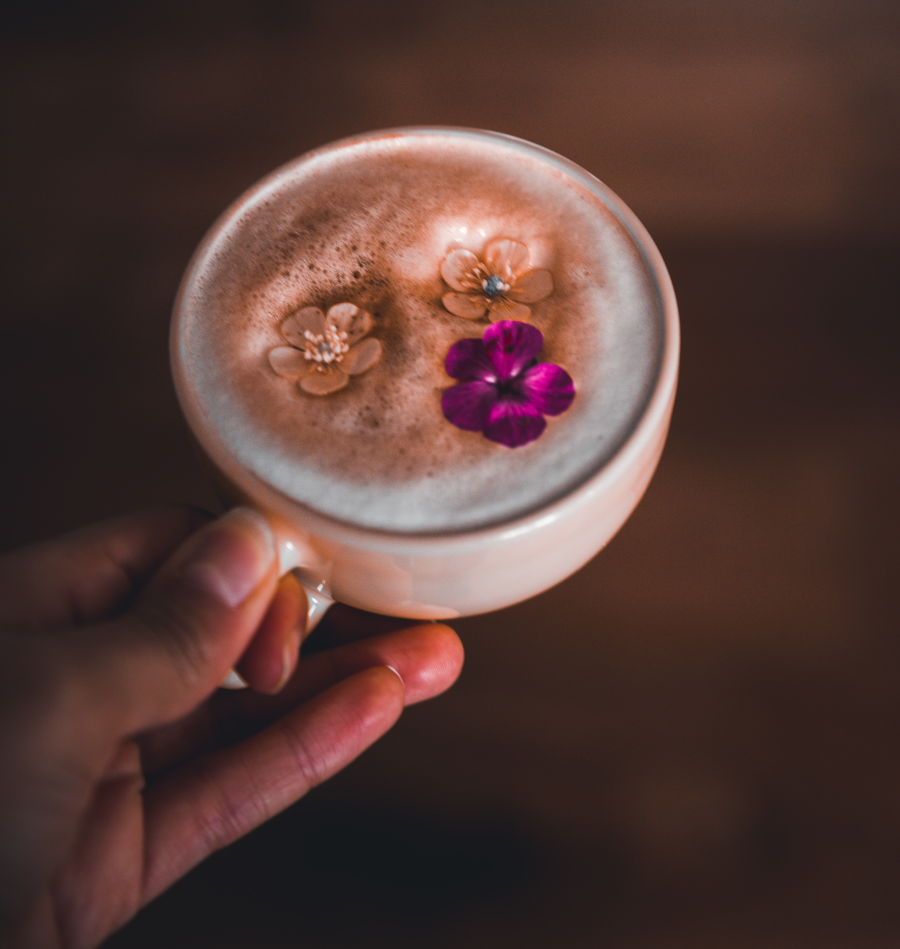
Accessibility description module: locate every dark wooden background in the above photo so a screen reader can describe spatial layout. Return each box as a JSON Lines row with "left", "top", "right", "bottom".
{"left": 2, "top": 1, "right": 899, "bottom": 946}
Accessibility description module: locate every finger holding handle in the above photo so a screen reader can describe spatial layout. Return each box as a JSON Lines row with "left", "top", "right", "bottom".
{"left": 220, "top": 523, "right": 335, "bottom": 691}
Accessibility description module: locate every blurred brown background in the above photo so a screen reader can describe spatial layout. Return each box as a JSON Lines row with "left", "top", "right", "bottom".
{"left": 2, "top": 1, "right": 899, "bottom": 946}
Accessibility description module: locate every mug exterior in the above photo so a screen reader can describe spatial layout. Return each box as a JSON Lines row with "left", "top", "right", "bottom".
{"left": 171, "top": 127, "right": 679, "bottom": 620}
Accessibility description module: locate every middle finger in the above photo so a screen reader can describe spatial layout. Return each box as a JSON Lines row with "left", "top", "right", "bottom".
{"left": 139, "top": 621, "right": 462, "bottom": 776}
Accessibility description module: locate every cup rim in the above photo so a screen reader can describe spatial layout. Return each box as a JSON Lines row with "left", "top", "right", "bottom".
{"left": 171, "top": 126, "right": 679, "bottom": 552}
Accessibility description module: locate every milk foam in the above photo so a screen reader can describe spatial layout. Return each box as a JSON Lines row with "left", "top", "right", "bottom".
{"left": 176, "top": 130, "right": 664, "bottom": 533}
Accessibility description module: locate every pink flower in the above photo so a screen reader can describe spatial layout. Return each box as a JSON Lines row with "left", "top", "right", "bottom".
{"left": 440, "top": 238, "right": 554, "bottom": 322}
{"left": 442, "top": 320, "right": 575, "bottom": 448}
{"left": 267, "top": 303, "right": 381, "bottom": 395}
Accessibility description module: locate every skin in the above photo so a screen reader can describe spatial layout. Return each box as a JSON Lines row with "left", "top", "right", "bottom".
{"left": 0, "top": 505, "right": 464, "bottom": 948}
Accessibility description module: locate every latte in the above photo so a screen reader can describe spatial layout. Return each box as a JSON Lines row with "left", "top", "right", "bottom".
{"left": 172, "top": 129, "right": 666, "bottom": 535}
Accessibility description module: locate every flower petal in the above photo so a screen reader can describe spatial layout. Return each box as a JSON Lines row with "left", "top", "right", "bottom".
{"left": 300, "top": 366, "right": 349, "bottom": 395}
{"left": 485, "top": 239, "right": 529, "bottom": 279}
{"left": 483, "top": 397, "right": 546, "bottom": 448}
{"left": 441, "top": 249, "right": 481, "bottom": 291}
{"left": 516, "top": 363, "right": 575, "bottom": 416}
{"left": 342, "top": 337, "right": 381, "bottom": 375}
{"left": 268, "top": 346, "right": 313, "bottom": 379}
{"left": 445, "top": 337, "right": 497, "bottom": 382}
{"left": 327, "top": 303, "right": 372, "bottom": 346}
{"left": 510, "top": 269, "right": 553, "bottom": 303}
{"left": 282, "top": 307, "right": 325, "bottom": 346}
{"left": 482, "top": 320, "right": 544, "bottom": 381}
{"left": 442, "top": 380, "right": 498, "bottom": 432}
{"left": 488, "top": 298, "right": 531, "bottom": 322}
{"left": 443, "top": 291, "right": 488, "bottom": 320}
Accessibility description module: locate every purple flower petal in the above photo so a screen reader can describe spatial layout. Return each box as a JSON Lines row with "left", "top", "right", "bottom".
{"left": 483, "top": 396, "right": 547, "bottom": 448}
{"left": 516, "top": 363, "right": 576, "bottom": 416}
{"left": 445, "top": 337, "right": 497, "bottom": 382}
{"left": 482, "top": 320, "right": 544, "bottom": 381}
{"left": 442, "top": 380, "right": 498, "bottom": 431}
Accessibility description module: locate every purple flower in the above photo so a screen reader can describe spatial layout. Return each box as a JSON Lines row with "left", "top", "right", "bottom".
{"left": 441, "top": 321, "right": 575, "bottom": 448}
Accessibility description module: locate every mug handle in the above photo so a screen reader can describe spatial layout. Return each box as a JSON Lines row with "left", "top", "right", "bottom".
{"left": 220, "top": 535, "right": 335, "bottom": 689}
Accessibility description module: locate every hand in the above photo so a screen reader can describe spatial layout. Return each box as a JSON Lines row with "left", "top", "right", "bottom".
{"left": 0, "top": 506, "right": 463, "bottom": 948}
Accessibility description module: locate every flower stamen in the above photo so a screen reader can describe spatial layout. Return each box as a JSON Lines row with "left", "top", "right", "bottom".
{"left": 303, "top": 326, "right": 350, "bottom": 366}
{"left": 483, "top": 275, "right": 509, "bottom": 297}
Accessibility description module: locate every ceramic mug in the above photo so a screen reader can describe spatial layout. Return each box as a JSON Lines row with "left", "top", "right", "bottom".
{"left": 170, "top": 127, "right": 679, "bottom": 654}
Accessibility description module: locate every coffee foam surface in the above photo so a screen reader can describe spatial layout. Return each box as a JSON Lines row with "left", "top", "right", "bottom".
{"left": 177, "top": 131, "right": 663, "bottom": 534}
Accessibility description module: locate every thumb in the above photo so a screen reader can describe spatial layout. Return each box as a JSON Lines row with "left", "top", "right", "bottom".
{"left": 79, "top": 506, "right": 279, "bottom": 734}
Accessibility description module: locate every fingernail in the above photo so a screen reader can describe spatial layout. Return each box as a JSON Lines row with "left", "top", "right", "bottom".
{"left": 385, "top": 665, "right": 405, "bottom": 688}
{"left": 182, "top": 507, "right": 276, "bottom": 607}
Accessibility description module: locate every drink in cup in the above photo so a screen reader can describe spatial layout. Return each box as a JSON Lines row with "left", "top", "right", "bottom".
{"left": 171, "top": 127, "right": 679, "bottom": 627}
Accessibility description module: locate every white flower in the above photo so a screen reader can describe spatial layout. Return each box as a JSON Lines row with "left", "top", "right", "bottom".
{"left": 268, "top": 303, "right": 381, "bottom": 395}
{"left": 440, "top": 238, "right": 554, "bottom": 322}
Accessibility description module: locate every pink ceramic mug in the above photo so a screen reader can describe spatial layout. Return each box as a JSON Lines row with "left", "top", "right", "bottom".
{"left": 170, "top": 128, "right": 679, "bottom": 654}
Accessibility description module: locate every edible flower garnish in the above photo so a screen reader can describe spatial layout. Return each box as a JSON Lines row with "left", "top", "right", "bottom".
{"left": 440, "top": 238, "right": 553, "bottom": 322}
{"left": 441, "top": 320, "right": 574, "bottom": 448}
{"left": 268, "top": 303, "right": 381, "bottom": 395}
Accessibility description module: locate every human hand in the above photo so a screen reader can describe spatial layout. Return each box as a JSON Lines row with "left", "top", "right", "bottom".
{"left": 0, "top": 506, "right": 463, "bottom": 948}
